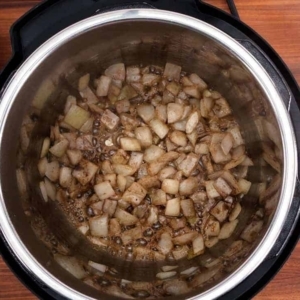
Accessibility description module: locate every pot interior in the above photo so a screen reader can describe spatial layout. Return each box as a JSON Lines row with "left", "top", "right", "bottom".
{"left": 0, "top": 12, "right": 285, "bottom": 300}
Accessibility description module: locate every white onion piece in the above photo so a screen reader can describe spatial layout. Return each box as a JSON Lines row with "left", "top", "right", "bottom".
{"left": 151, "top": 189, "right": 167, "bottom": 206}
{"left": 118, "top": 85, "right": 138, "bottom": 101}
{"left": 114, "top": 208, "right": 138, "bottom": 226}
{"left": 157, "top": 232, "right": 173, "bottom": 255}
{"left": 105, "top": 63, "right": 125, "bottom": 81}
{"left": 78, "top": 223, "right": 89, "bottom": 235}
{"left": 156, "top": 104, "right": 167, "bottom": 123}
{"left": 143, "top": 145, "right": 165, "bottom": 163}
{"left": 173, "top": 232, "right": 197, "bottom": 245}
{"left": 122, "top": 182, "right": 147, "bottom": 206}
{"left": 121, "top": 226, "right": 142, "bottom": 245}
{"left": 89, "top": 214, "right": 109, "bottom": 237}
{"left": 40, "top": 137, "right": 50, "bottom": 158}
{"left": 49, "top": 139, "right": 69, "bottom": 158}
{"left": 228, "top": 127, "right": 244, "bottom": 147}
{"left": 96, "top": 75, "right": 112, "bottom": 96}
{"left": 183, "top": 86, "right": 200, "bottom": 99}
{"left": 94, "top": 181, "right": 115, "bottom": 200}
{"left": 163, "top": 63, "right": 181, "bottom": 81}
{"left": 179, "top": 177, "right": 198, "bottom": 196}
{"left": 64, "top": 105, "right": 90, "bottom": 130}
{"left": 38, "top": 157, "right": 48, "bottom": 177}
{"left": 66, "top": 149, "right": 82, "bottom": 165}
{"left": 54, "top": 255, "right": 87, "bottom": 279}
{"left": 186, "top": 111, "right": 199, "bottom": 134}
{"left": 170, "top": 131, "right": 187, "bottom": 147}
{"left": 59, "top": 167, "right": 72, "bottom": 188}
{"left": 134, "top": 126, "right": 153, "bottom": 148}
{"left": 165, "top": 198, "right": 180, "bottom": 217}
{"left": 45, "top": 161, "right": 60, "bottom": 182}
{"left": 192, "top": 234, "right": 205, "bottom": 255}
{"left": 210, "top": 201, "right": 229, "bottom": 222}
{"left": 88, "top": 261, "right": 108, "bottom": 273}
{"left": 205, "top": 181, "right": 220, "bottom": 198}
{"left": 172, "top": 119, "right": 187, "bottom": 132}
{"left": 177, "top": 153, "right": 199, "bottom": 177}
{"left": 39, "top": 181, "right": 48, "bottom": 202}
{"left": 167, "top": 103, "right": 183, "bottom": 123}
{"left": 64, "top": 95, "right": 76, "bottom": 115}
{"left": 137, "top": 104, "right": 155, "bottom": 123}
{"left": 189, "top": 73, "right": 207, "bottom": 91}
{"left": 229, "top": 203, "right": 242, "bottom": 221}
{"left": 220, "top": 133, "right": 233, "bottom": 155}
{"left": 102, "top": 199, "right": 117, "bottom": 217}
{"left": 213, "top": 178, "right": 232, "bottom": 198}
{"left": 78, "top": 74, "right": 90, "bottom": 91}
{"left": 219, "top": 219, "right": 238, "bottom": 240}
{"left": 138, "top": 176, "right": 160, "bottom": 190}
{"left": 205, "top": 237, "right": 219, "bottom": 248}
{"left": 80, "top": 87, "right": 98, "bottom": 104}
{"left": 156, "top": 271, "right": 177, "bottom": 280}
{"left": 180, "top": 199, "right": 196, "bottom": 217}
{"left": 241, "top": 220, "right": 264, "bottom": 243}
{"left": 148, "top": 161, "right": 167, "bottom": 176}
{"left": 162, "top": 179, "right": 179, "bottom": 195}
{"left": 205, "top": 218, "right": 220, "bottom": 237}
{"left": 73, "top": 161, "right": 98, "bottom": 185}
{"left": 149, "top": 118, "right": 169, "bottom": 139}
{"left": 101, "top": 109, "right": 120, "bottom": 131}
{"left": 172, "top": 245, "right": 189, "bottom": 260}
{"left": 113, "top": 164, "right": 135, "bottom": 176}
{"left": 238, "top": 179, "right": 252, "bottom": 195}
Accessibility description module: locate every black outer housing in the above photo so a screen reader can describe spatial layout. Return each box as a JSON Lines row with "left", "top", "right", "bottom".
{"left": 0, "top": 0, "right": 300, "bottom": 299}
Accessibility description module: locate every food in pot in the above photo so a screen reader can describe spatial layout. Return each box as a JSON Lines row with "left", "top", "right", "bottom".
{"left": 16, "top": 62, "right": 280, "bottom": 298}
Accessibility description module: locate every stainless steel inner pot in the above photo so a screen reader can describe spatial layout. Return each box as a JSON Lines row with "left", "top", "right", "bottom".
{"left": 0, "top": 9, "right": 297, "bottom": 300}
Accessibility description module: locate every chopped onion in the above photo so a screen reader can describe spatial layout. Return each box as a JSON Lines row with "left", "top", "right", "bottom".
{"left": 88, "top": 261, "right": 108, "bottom": 273}
{"left": 241, "top": 220, "right": 263, "bottom": 243}
{"left": 192, "top": 234, "right": 205, "bottom": 255}
{"left": 73, "top": 161, "right": 98, "bottom": 185}
{"left": 180, "top": 199, "right": 196, "bottom": 217}
{"left": 96, "top": 75, "right": 112, "bottom": 96}
{"left": 78, "top": 74, "right": 90, "bottom": 91}
{"left": 40, "top": 137, "right": 50, "bottom": 158}
{"left": 80, "top": 87, "right": 98, "bottom": 104}
{"left": 120, "top": 137, "right": 141, "bottom": 152}
{"left": 101, "top": 109, "right": 120, "bottom": 131}
{"left": 229, "top": 203, "right": 242, "bottom": 221}
{"left": 165, "top": 198, "right": 181, "bottom": 217}
{"left": 134, "top": 126, "right": 153, "bottom": 148}
{"left": 162, "top": 179, "right": 179, "bottom": 195}
{"left": 64, "top": 105, "right": 90, "bottom": 130}
{"left": 163, "top": 63, "right": 181, "bottom": 81}
{"left": 114, "top": 208, "right": 138, "bottom": 226}
{"left": 122, "top": 182, "right": 147, "bottom": 206}
{"left": 167, "top": 103, "right": 183, "bottom": 123}
{"left": 158, "top": 232, "right": 173, "bottom": 255}
{"left": 189, "top": 73, "right": 207, "bottom": 91}
{"left": 39, "top": 181, "right": 48, "bottom": 202}
{"left": 156, "top": 271, "right": 177, "bottom": 280}
{"left": 219, "top": 219, "right": 238, "bottom": 240}
{"left": 45, "top": 161, "right": 60, "bottom": 182}
{"left": 94, "top": 181, "right": 115, "bottom": 200}
{"left": 89, "top": 214, "right": 109, "bottom": 237}
{"left": 210, "top": 201, "right": 229, "bottom": 222}
{"left": 170, "top": 131, "right": 187, "bottom": 147}
{"left": 143, "top": 145, "right": 165, "bottom": 163}
{"left": 149, "top": 118, "right": 169, "bottom": 139}
{"left": 105, "top": 63, "right": 125, "bottom": 81}
{"left": 54, "top": 255, "right": 87, "bottom": 279}
{"left": 173, "top": 232, "right": 197, "bottom": 245}
{"left": 49, "top": 139, "right": 69, "bottom": 158}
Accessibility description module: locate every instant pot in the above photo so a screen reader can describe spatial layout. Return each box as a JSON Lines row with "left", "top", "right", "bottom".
{"left": 0, "top": 0, "right": 300, "bottom": 299}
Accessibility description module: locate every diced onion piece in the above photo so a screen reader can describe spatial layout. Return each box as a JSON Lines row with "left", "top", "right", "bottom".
{"left": 158, "top": 152, "right": 180, "bottom": 164}
{"left": 66, "top": 149, "right": 82, "bottom": 165}
{"left": 64, "top": 95, "right": 76, "bottom": 115}
{"left": 172, "top": 245, "right": 189, "bottom": 260}
{"left": 183, "top": 86, "right": 200, "bottom": 99}
{"left": 45, "top": 161, "right": 60, "bottom": 182}
{"left": 143, "top": 145, "right": 165, "bottom": 163}
{"left": 118, "top": 85, "right": 138, "bottom": 101}
{"left": 59, "top": 167, "right": 73, "bottom": 188}
{"left": 104, "top": 174, "right": 117, "bottom": 187}
{"left": 143, "top": 73, "right": 160, "bottom": 86}
{"left": 137, "top": 104, "right": 155, "bottom": 123}
{"left": 240, "top": 156, "right": 254, "bottom": 167}
{"left": 205, "top": 181, "right": 220, "bottom": 198}
{"left": 167, "top": 103, "right": 183, "bottom": 123}
{"left": 262, "top": 146, "right": 281, "bottom": 173}
{"left": 193, "top": 234, "right": 205, "bottom": 255}
{"left": 126, "top": 66, "right": 141, "bottom": 82}
{"left": 64, "top": 105, "right": 90, "bottom": 129}
{"left": 113, "top": 164, "right": 135, "bottom": 176}
{"left": 162, "top": 179, "right": 179, "bottom": 195}
{"left": 179, "top": 177, "right": 198, "bottom": 196}
{"left": 165, "top": 198, "right": 180, "bottom": 217}
{"left": 186, "top": 111, "right": 199, "bottom": 134}
{"left": 170, "top": 131, "right": 187, "bottom": 147}
{"left": 78, "top": 74, "right": 90, "bottom": 91}
{"left": 189, "top": 74, "right": 207, "bottom": 91}
{"left": 205, "top": 218, "right": 220, "bottom": 237}
{"left": 172, "top": 120, "right": 187, "bottom": 132}
{"left": 105, "top": 63, "right": 125, "bottom": 81}
{"left": 229, "top": 203, "right": 242, "bottom": 221}
{"left": 150, "top": 118, "right": 169, "bottom": 139}
{"left": 96, "top": 75, "right": 112, "bottom": 96}
{"left": 177, "top": 153, "right": 199, "bottom": 177}
{"left": 166, "top": 82, "right": 180, "bottom": 96}
{"left": 147, "top": 206, "right": 158, "bottom": 225}
{"left": 241, "top": 220, "right": 264, "bottom": 243}
{"left": 213, "top": 178, "right": 232, "bottom": 198}
{"left": 151, "top": 189, "right": 167, "bottom": 206}
{"left": 49, "top": 139, "right": 69, "bottom": 158}
{"left": 39, "top": 181, "right": 48, "bottom": 202}
{"left": 117, "top": 175, "right": 127, "bottom": 192}
{"left": 195, "top": 143, "right": 209, "bottom": 155}
{"left": 164, "top": 63, "right": 181, "bottom": 81}
{"left": 180, "top": 199, "right": 196, "bottom": 217}
{"left": 159, "top": 166, "right": 177, "bottom": 181}
{"left": 219, "top": 219, "right": 238, "bottom": 240}
{"left": 40, "top": 137, "right": 50, "bottom": 158}
{"left": 38, "top": 157, "right": 48, "bottom": 177}
{"left": 89, "top": 214, "right": 109, "bottom": 237}
{"left": 138, "top": 176, "right": 160, "bottom": 190}
{"left": 210, "top": 201, "right": 229, "bottom": 222}
{"left": 200, "top": 97, "right": 214, "bottom": 118}
{"left": 54, "top": 254, "right": 87, "bottom": 279}
{"left": 116, "top": 99, "right": 131, "bottom": 115}
{"left": 121, "top": 226, "right": 142, "bottom": 245}
{"left": 134, "top": 126, "right": 153, "bottom": 148}
{"left": 119, "top": 137, "right": 141, "bottom": 152}
{"left": 80, "top": 87, "right": 98, "bottom": 104}
{"left": 16, "top": 168, "right": 27, "bottom": 196}
{"left": 157, "top": 232, "right": 173, "bottom": 255}
{"left": 128, "top": 152, "right": 143, "bottom": 171}
{"left": 110, "top": 218, "right": 121, "bottom": 235}
{"left": 173, "top": 232, "right": 197, "bottom": 245}
{"left": 238, "top": 179, "right": 252, "bottom": 195}
{"left": 232, "top": 145, "right": 246, "bottom": 160}
{"left": 224, "top": 154, "right": 246, "bottom": 170}
{"left": 88, "top": 261, "right": 108, "bottom": 273}
{"left": 79, "top": 117, "right": 94, "bottom": 134}
{"left": 156, "top": 271, "right": 177, "bottom": 280}
{"left": 123, "top": 182, "right": 146, "bottom": 206}
{"left": 221, "top": 133, "right": 233, "bottom": 155}
{"left": 114, "top": 208, "right": 138, "bottom": 226}
{"left": 191, "top": 266, "right": 221, "bottom": 288}
{"left": 101, "top": 109, "right": 120, "bottom": 131}
{"left": 205, "top": 237, "right": 219, "bottom": 248}
{"left": 78, "top": 223, "right": 89, "bottom": 235}
{"left": 94, "top": 181, "right": 115, "bottom": 200}
{"left": 156, "top": 104, "right": 167, "bottom": 123}
{"left": 228, "top": 127, "right": 244, "bottom": 147}
{"left": 103, "top": 199, "right": 118, "bottom": 217}
{"left": 187, "top": 130, "right": 197, "bottom": 146}
{"left": 162, "top": 266, "right": 178, "bottom": 272}
{"left": 73, "top": 161, "right": 98, "bottom": 185}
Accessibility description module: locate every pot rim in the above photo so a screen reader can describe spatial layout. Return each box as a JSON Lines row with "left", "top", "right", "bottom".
{"left": 0, "top": 8, "right": 297, "bottom": 300}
